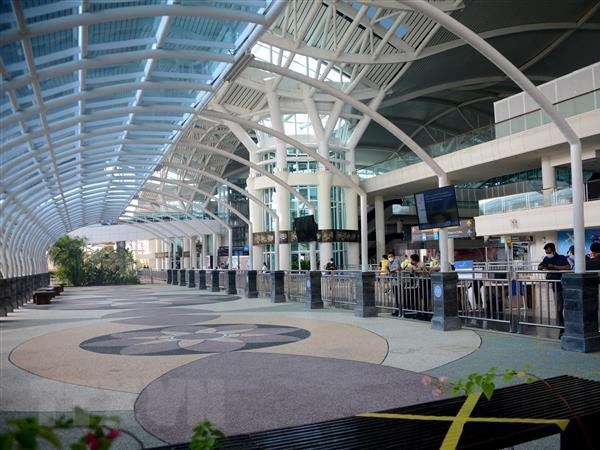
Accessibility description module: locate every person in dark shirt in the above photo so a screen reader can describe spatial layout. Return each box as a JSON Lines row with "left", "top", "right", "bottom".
{"left": 586, "top": 242, "right": 600, "bottom": 270}
{"left": 538, "top": 242, "right": 570, "bottom": 332}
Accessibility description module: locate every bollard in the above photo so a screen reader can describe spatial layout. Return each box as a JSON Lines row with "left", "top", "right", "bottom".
{"left": 226, "top": 270, "right": 237, "bottom": 295}
{"left": 188, "top": 269, "right": 196, "bottom": 288}
{"left": 431, "top": 272, "right": 461, "bottom": 331}
{"left": 167, "top": 269, "right": 172, "bottom": 284}
{"left": 198, "top": 270, "right": 206, "bottom": 290}
{"left": 211, "top": 270, "right": 220, "bottom": 292}
{"left": 355, "top": 272, "right": 378, "bottom": 317}
{"left": 245, "top": 270, "right": 258, "bottom": 298}
{"left": 561, "top": 273, "right": 600, "bottom": 353}
{"left": 179, "top": 269, "right": 187, "bottom": 286}
{"left": 306, "top": 271, "right": 323, "bottom": 309}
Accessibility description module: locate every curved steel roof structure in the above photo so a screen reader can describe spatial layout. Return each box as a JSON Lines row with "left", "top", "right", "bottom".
{"left": 1, "top": 0, "right": 600, "bottom": 277}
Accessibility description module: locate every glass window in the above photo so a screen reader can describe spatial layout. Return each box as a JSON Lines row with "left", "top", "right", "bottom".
{"left": 330, "top": 186, "right": 346, "bottom": 230}
{"left": 262, "top": 187, "right": 275, "bottom": 232}
{"left": 289, "top": 185, "right": 318, "bottom": 228}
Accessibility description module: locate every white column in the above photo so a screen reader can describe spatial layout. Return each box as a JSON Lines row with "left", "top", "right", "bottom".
{"left": 317, "top": 171, "right": 333, "bottom": 267}
{"left": 228, "top": 229, "right": 233, "bottom": 269}
{"left": 153, "top": 240, "right": 160, "bottom": 269}
{"left": 163, "top": 240, "right": 168, "bottom": 269}
{"left": 274, "top": 180, "right": 291, "bottom": 270}
{"left": 267, "top": 83, "right": 290, "bottom": 270}
{"left": 183, "top": 237, "right": 190, "bottom": 269}
{"left": 374, "top": 195, "right": 385, "bottom": 262}
{"left": 541, "top": 154, "right": 556, "bottom": 206}
{"left": 345, "top": 183, "right": 360, "bottom": 269}
{"left": 212, "top": 233, "right": 219, "bottom": 269}
{"left": 247, "top": 177, "right": 262, "bottom": 270}
{"left": 447, "top": 238, "right": 455, "bottom": 264}
{"left": 438, "top": 175, "right": 450, "bottom": 272}
{"left": 190, "top": 237, "right": 197, "bottom": 269}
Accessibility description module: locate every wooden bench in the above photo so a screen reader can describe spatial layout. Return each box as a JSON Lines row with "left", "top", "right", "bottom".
{"left": 33, "top": 288, "right": 57, "bottom": 305}
{"left": 149, "top": 375, "right": 600, "bottom": 450}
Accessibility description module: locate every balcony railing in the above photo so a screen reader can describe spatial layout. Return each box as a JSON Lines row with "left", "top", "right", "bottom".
{"left": 478, "top": 180, "right": 600, "bottom": 215}
{"left": 357, "top": 88, "right": 600, "bottom": 181}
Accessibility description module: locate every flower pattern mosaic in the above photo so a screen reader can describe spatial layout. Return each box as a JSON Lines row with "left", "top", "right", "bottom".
{"left": 80, "top": 324, "right": 310, "bottom": 356}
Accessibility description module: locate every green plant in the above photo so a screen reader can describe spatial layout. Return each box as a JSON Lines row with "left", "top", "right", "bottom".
{"left": 49, "top": 236, "right": 86, "bottom": 286}
{"left": 83, "top": 248, "right": 138, "bottom": 286}
{"left": 0, "top": 407, "right": 141, "bottom": 450}
{"left": 422, "top": 366, "right": 536, "bottom": 400}
{"left": 1, "top": 410, "right": 223, "bottom": 450}
{"left": 189, "top": 420, "right": 225, "bottom": 450}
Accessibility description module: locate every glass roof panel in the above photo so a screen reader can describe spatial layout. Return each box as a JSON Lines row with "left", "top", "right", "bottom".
{"left": 1, "top": 0, "right": 277, "bottom": 247}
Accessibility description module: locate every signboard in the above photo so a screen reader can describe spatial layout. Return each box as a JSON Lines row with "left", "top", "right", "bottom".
{"left": 411, "top": 219, "right": 475, "bottom": 241}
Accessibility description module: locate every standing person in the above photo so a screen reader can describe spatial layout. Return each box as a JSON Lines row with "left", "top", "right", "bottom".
{"left": 388, "top": 251, "right": 401, "bottom": 316}
{"left": 325, "top": 258, "right": 336, "bottom": 271}
{"left": 566, "top": 245, "right": 575, "bottom": 269}
{"left": 538, "top": 242, "right": 570, "bottom": 336}
{"left": 586, "top": 242, "right": 600, "bottom": 270}
{"left": 405, "top": 254, "right": 426, "bottom": 274}
{"left": 262, "top": 262, "right": 269, "bottom": 273}
{"left": 379, "top": 255, "right": 389, "bottom": 275}
{"left": 401, "top": 254, "right": 411, "bottom": 270}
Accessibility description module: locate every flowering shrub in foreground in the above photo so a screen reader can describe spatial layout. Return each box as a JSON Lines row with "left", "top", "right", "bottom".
{"left": 422, "top": 366, "right": 537, "bottom": 400}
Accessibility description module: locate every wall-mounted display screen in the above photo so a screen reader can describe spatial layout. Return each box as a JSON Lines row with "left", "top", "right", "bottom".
{"left": 294, "top": 215, "right": 318, "bottom": 242}
{"left": 414, "top": 185, "right": 460, "bottom": 230}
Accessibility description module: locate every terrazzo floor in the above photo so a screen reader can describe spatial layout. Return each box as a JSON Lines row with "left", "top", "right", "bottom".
{"left": 1, "top": 283, "right": 598, "bottom": 448}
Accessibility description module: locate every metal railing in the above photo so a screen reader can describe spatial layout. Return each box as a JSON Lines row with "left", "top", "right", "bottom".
{"left": 457, "top": 270, "right": 513, "bottom": 328}
{"left": 219, "top": 271, "right": 226, "bottom": 290}
{"left": 479, "top": 179, "right": 600, "bottom": 215}
{"left": 236, "top": 271, "right": 247, "bottom": 295}
{"left": 321, "top": 271, "right": 357, "bottom": 308}
{"left": 137, "top": 269, "right": 167, "bottom": 284}
{"left": 513, "top": 270, "right": 566, "bottom": 332}
{"left": 374, "top": 273, "right": 399, "bottom": 314}
{"left": 257, "top": 272, "right": 271, "bottom": 297}
{"left": 285, "top": 271, "right": 307, "bottom": 302}
{"left": 160, "top": 267, "right": 599, "bottom": 336}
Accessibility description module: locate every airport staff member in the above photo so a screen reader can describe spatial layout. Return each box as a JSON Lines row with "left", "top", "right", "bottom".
{"left": 538, "top": 242, "right": 570, "bottom": 335}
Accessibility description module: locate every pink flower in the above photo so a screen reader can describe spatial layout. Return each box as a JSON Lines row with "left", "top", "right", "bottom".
{"left": 421, "top": 376, "right": 432, "bottom": 386}
{"left": 106, "top": 428, "right": 121, "bottom": 440}
{"left": 85, "top": 432, "right": 100, "bottom": 450}
{"left": 439, "top": 376, "right": 448, "bottom": 383}
{"left": 432, "top": 388, "right": 442, "bottom": 397}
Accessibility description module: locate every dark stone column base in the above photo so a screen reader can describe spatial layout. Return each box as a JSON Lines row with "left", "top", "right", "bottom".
{"left": 197, "top": 270, "right": 206, "bottom": 290}
{"left": 226, "top": 270, "right": 237, "bottom": 295}
{"left": 187, "top": 270, "right": 196, "bottom": 288}
{"left": 211, "top": 270, "right": 220, "bottom": 292}
{"left": 355, "top": 272, "right": 378, "bottom": 317}
{"left": 270, "top": 271, "right": 285, "bottom": 303}
{"left": 431, "top": 272, "right": 461, "bottom": 332}
{"left": 179, "top": 269, "right": 186, "bottom": 286}
{"left": 561, "top": 273, "right": 600, "bottom": 353}
{"left": 306, "top": 271, "right": 323, "bottom": 310}
{"left": 245, "top": 271, "right": 258, "bottom": 298}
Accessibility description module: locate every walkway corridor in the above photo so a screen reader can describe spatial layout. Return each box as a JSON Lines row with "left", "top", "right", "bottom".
{"left": 1, "top": 285, "right": 598, "bottom": 448}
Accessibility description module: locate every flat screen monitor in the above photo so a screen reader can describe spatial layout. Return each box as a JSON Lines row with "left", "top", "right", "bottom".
{"left": 294, "top": 215, "right": 318, "bottom": 242}
{"left": 414, "top": 185, "right": 460, "bottom": 230}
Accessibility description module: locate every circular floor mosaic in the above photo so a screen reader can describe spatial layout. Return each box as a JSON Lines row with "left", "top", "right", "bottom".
{"left": 80, "top": 324, "right": 310, "bottom": 356}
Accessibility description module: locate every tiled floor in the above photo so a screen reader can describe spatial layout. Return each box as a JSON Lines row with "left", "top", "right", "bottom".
{"left": 1, "top": 284, "right": 597, "bottom": 448}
